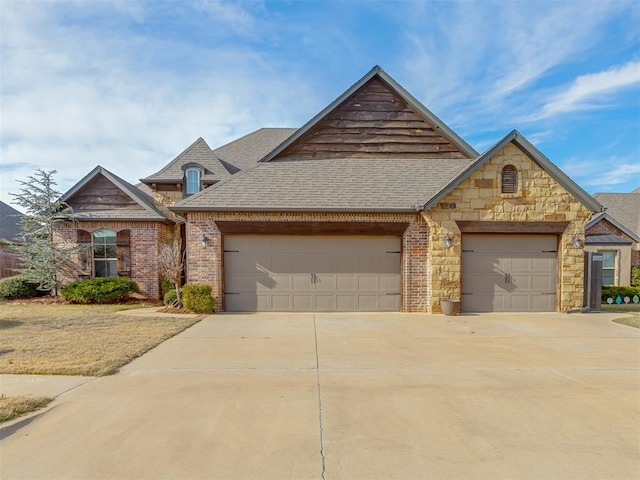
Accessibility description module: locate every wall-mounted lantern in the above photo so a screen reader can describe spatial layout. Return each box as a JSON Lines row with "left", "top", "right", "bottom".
{"left": 444, "top": 234, "right": 452, "bottom": 249}
{"left": 571, "top": 234, "right": 582, "bottom": 248}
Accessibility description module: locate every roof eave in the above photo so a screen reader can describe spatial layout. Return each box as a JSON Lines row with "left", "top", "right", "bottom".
{"left": 169, "top": 205, "right": 418, "bottom": 214}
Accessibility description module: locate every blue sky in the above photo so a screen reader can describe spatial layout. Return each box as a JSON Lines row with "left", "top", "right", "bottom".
{"left": 1, "top": 0, "right": 639, "bottom": 209}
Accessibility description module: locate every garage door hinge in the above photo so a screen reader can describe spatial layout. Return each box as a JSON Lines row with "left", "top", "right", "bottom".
{"left": 541, "top": 292, "right": 556, "bottom": 295}
{"left": 225, "top": 292, "right": 239, "bottom": 295}
{"left": 542, "top": 250, "right": 557, "bottom": 253}
{"left": 386, "top": 292, "right": 401, "bottom": 295}
{"left": 386, "top": 250, "right": 401, "bottom": 253}
{"left": 462, "top": 249, "right": 474, "bottom": 252}
{"left": 461, "top": 292, "right": 473, "bottom": 295}
{"left": 224, "top": 250, "right": 239, "bottom": 253}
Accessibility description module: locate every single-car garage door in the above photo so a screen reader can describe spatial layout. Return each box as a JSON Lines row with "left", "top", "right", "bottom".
{"left": 462, "top": 234, "right": 557, "bottom": 312}
{"left": 224, "top": 235, "right": 401, "bottom": 312}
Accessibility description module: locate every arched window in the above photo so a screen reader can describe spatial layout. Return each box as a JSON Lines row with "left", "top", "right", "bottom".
{"left": 501, "top": 165, "right": 518, "bottom": 193}
{"left": 185, "top": 169, "right": 200, "bottom": 195}
{"left": 93, "top": 230, "right": 117, "bottom": 277}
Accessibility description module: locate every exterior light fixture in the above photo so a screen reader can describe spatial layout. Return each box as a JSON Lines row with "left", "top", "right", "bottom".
{"left": 571, "top": 234, "right": 581, "bottom": 248}
{"left": 444, "top": 234, "right": 452, "bottom": 249}
{"left": 200, "top": 235, "right": 208, "bottom": 248}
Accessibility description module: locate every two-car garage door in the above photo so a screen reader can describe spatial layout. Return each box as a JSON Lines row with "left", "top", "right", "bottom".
{"left": 224, "top": 235, "right": 401, "bottom": 312}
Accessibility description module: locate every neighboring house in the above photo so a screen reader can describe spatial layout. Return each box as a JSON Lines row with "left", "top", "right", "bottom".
{"left": 586, "top": 189, "right": 640, "bottom": 286}
{"left": 59, "top": 66, "right": 604, "bottom": 313}
{"left": 0, "top": 201, "right": 24, "bottom": 278}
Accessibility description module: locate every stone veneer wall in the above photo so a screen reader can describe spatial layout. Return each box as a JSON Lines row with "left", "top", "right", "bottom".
{"left": 423, "top": 143, "right": 592, "bottom": 313}
{"left": 185, "top": 211, "right": 429, "bottom": 312}
{"left": 56, "top": 221, "right": 174, "bottom": 299}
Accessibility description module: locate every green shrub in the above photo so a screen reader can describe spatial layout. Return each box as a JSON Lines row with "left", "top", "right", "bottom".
{"left": 0, "top": 275, "right": 41, "bottom": 300}
{"left": 601, "top": 285, "right": 640, "bottom": 302}
{"left": 61, "top": 277, "right": 139, "bottom": 304}
{"left": 163, "top": 288, "right": 182, "bottom": 306}
{"left": 182, "top": 284, "right": 216, "bottom": 313}
{"left": 631, "top": 265, "right": 640, "bottom": 287}
{"left": 161, "top": 277, "right": 174, "bottom": 296}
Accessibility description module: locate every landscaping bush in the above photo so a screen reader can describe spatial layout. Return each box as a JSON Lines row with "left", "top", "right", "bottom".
{"left": 61, "top": 277, "right": 139, "bottom": 304}
{"left": 0, "top": 275, "right": 41, "bottom": 300}
{"left": 163, "top": 288, "right": 182, "bottom": 306}
{"left": 631, "top": 265, "right": 640, "bottom": 287}
{"left": 161, "top": 277, "right": 174, "bottom": 296}
{"left": 601, "top": 285, "right": 640, "bottom": 302}
{"left": 182, "top": 284, "right": 216, "bottom": 313}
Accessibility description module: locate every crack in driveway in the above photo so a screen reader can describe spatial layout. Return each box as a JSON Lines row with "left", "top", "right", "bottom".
{"left": 313, "top": 313, "right": 327, "bottom": 480}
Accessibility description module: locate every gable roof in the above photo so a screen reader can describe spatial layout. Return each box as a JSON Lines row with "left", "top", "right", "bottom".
{"left": 422, "top": 130, "right": 604, "bottom": 213}
{"left": 213, "top": 128, "right": 298, "bottom": 173}
{"left": 141, "top": 137, "right": 230, "bottom": 184}
{"left": 261, "top": 66, "right": 478, "bottom": 163}
{"left": 0, "top": 201, "right": 23, "bottom": 243}
{"left": 62, "top": 166, "right": 172, "bottom": 222}
{"left": 586, "top": 212, "right": 640, "bottom": 243}
{"left": 171, "top": 157, "right": 473, "bottom": 213}
{"left": 592, "top": 191, "right": 640, "bottom": 237}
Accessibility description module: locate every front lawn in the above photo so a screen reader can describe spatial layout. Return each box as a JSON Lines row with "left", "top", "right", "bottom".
{"left": 0, "top": 303, "right": 202, "bottom": 376}
{"left": 602, "top": 304, "right": 640, "bottom": 329}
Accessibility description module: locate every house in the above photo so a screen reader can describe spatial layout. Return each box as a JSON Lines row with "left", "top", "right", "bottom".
{"left": 0, "top": 200, "right": 24, "bottom": 278}
{"left": 585, "top": 189, "right": 640, "bottom": 286}
{"left": 59, "top": 66, "right": 604, "bottom": 313}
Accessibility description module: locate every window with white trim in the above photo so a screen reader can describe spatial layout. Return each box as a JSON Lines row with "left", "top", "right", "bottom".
{"left": 185, "top": 169, "right": 200, "bottom": 194}
{"left": 93, "top": 230, "right": 117, "bottom": 277}
{"left": 601, "top": 250, "right": 616, "bottom": 286}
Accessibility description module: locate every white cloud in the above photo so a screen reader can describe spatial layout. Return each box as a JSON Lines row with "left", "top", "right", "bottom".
{"left": 560, "top": 157, "right": 640, "bottom": 190}
{"left": 533, "top": 62, "right": 640, "bottom": 119}
{"left": 0, "top": 1, "right": 319, "bottom": 206}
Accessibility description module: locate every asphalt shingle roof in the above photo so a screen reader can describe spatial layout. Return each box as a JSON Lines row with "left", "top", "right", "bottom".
{"left": 214, "top": 128, "right": 297, "bottom": 173}
{"left": 0, "top": 201, "right": 23, "bottom": 243}
{"left": 585, "top": 234, "right": 632, "bottom": 245}
{"left": 593, "top": 191, "right": 640, "bottom": 237}
{"left": 173, "top": 157, "right": 474, "bottom": 212}
{"left": 141, "top": 138, "right": 231, "bottom": 183}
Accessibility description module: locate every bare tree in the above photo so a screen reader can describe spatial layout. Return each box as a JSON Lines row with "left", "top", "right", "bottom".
{"left": 158, "top": 238, "right": 184, "bottom": 307}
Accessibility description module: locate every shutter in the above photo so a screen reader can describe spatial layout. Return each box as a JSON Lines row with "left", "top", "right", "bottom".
{"left": 501, "top": 165, "right": 518, "bottom": 193}
{"left": 77, "top": 229, "right": 92, "bottom": 276}
{"left": 116, "top": 230, "right": 131, "bottom": 277}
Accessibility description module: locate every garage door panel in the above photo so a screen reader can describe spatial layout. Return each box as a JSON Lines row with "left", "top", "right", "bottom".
{"left": 224, "top": 235, "right": 401, "bottom": 312}
{"left": 462, "top": 234, "right": 557, "bottom": 312}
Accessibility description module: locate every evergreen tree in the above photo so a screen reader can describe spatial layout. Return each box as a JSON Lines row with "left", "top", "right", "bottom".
{"left": 10, "top": 169, "right": 82, "bottom": 295}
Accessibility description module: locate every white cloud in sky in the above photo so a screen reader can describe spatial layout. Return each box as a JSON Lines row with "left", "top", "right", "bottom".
{"left": 0, "top": 0, "right": 638, "bottom": 209}
{"left": 532, "top": 61, "right": 640, "bottom": 119}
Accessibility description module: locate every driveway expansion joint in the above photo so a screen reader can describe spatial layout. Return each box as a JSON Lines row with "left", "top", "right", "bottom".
{"left": 313, "top": 313, "right": 327, "bottom": 480}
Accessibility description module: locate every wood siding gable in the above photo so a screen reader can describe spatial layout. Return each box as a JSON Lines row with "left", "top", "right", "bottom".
{"left": 276, "top": 77, "right": 470, "bottom": 160}
{"left": 68, "top": 174, "right": 146, "bottom": 212}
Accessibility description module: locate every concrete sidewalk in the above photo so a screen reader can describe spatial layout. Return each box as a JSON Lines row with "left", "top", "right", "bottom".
{"left": 1, "top": 312, "right": 639, "bottom": 479}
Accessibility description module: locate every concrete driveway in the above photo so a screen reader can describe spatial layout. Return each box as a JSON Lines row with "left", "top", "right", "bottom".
{"left": 1, "top": 312, "right": 639, "bottom": 480}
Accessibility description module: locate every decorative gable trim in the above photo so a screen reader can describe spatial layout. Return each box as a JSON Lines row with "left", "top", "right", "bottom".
{"left": 260, "top": 65, "right": 478, "bottom": 162}
{"left": 422, "top": 130, "right": 604, "bottom": 213}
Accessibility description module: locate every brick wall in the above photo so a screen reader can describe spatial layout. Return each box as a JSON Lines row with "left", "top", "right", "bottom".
{"left": 424, "top": 143, "right": 592, "bottom": 313}
{"left": 56, "top": 221, "right": 174, "bottom": 299}
{"left": 185, "top": 211, "right": 428, "bottom": 312}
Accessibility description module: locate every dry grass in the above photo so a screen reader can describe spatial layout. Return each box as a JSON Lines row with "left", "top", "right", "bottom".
{"left": 0, "top": 395, "right": 53, "bottom": 423}
{"left": 0, "top": 303, "right": 202, "bottom": 376}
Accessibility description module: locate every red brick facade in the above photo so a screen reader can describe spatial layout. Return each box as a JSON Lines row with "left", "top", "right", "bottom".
{"left": 57, "top": 221, "right": 174, "bottom": 299}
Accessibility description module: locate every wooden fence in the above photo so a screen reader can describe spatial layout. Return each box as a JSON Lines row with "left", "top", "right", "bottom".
{"left": 0, "top": 247, "right": 23, "bottom": 278}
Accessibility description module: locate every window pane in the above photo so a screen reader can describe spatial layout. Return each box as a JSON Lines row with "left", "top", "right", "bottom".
{"left": 105, "top": 244, "right": 117, "bottom": 258}
{"left": 602, "top": 270, "right": 615, "bottom": 286}
{"left": 93, "top": 230, "right": 116, "bottom": 241}
{"left": 602, "top": 251, "right": 615, "bottom": 268}
{"left": 95, "top": 260, "right": 117, "bottom": 278}
{"left": 186, "top": 169, "right": 200, "bottom": 194}
{"left": 94, "top": 245, "right": 106, "bottom": 259}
